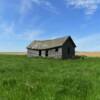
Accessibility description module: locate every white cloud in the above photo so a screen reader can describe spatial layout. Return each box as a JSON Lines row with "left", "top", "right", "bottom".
{"left": 0, "top": 22, "right": 15, "bottom": 39}
{"left": 76, "top": 33, "right": 100, "bottom": 51}
{"left": 0, "top": 21, "right": 44, "bottom": 52}
{"left": 32, "top": 0, "right": 42, "bottom": 5}
{"left": 32, "top": 0, "right": 54, "bottom": 9}
{"left": 20, "top": 0, "right": 58, "bottom": 14}
{"left": 0, "top": 21, "right": 43, "bottom": 41}
{"left": 32, "top": 0, "right": 53, "bottom": 7}
{"left": 65, "top": 0, "right": 100, "bottom": 15}
{"left": 17, "top": 30, "right": 43, "bottom": 41}
{"left": 20, "top": 0, "right": 33, "bottom": 14}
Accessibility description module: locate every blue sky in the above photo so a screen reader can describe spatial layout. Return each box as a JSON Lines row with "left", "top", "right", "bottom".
{"left": 0, "top": 0, "right": 100, "bottom": 52}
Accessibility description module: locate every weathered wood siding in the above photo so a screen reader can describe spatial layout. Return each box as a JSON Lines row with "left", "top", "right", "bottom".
{"left": 27, "top": 47, "right": 62, "bottom": 58}
{"left": 48, "top": 48, "right": 62, "bottom": 58}
{"left": 41, "top": 50, "right": 45, "bottom": 57}
{"left": 27, "top": 38, "right": 75, "bottom": 59}
{"left": 62, "top": 40, "right": 75, "bottom": 59}
{"left": 27, "top": 49, "right": 39, "bottom": 57}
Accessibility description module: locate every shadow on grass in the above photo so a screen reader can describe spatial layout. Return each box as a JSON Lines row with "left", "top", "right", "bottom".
{"left": 74, "top": 55, "right": 88, "bottom": 60}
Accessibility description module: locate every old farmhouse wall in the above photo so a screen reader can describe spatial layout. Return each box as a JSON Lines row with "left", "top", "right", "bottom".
{"left": 48, "top": 47, "right": 62, "bottom": 58}
{"left": 27, "top": 47, "right": 63, "bottom": 58}
{"left": 27, "top": 36, "right": 76, "bottom": 59}
{"left": 27, "top": 49, "right": 39, "bottom": 57}
{"left": 62, "top": 38, "right": 75, "bottom": 59}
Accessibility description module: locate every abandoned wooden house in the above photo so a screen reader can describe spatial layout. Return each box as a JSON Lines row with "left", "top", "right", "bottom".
{"left": 27, "top": 36, "right": 76, "bottom": 59}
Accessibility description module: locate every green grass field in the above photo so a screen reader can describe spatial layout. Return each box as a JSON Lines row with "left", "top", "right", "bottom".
{"left": 0, "top": 55, "right": 100, "bottom": 100}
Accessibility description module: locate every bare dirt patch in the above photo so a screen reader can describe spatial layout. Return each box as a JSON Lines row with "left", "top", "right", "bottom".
{"left": 76, "top": 52, "right": 100, "bottom": 57}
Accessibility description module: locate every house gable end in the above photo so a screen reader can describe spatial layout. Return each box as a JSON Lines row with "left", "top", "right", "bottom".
{"left": 63, "top": 36, "right": 76, "bottom": 47}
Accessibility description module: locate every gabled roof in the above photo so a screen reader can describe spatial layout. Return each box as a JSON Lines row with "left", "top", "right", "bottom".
{"left": 27, "top": 36, "right": 76, "bottom": 50}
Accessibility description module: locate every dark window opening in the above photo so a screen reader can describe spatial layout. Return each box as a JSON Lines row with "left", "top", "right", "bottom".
{"left": 55, "top": 48, "right": 58, "bottom": 52}
{"left": 39, "top": 50, "right": 41, "bottom": 56}
{"left": 45, "top": 50, "right": 48, "bottom": 57}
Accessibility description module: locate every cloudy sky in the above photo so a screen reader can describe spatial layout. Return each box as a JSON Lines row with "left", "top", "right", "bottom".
{"left": 0, "top": 0, "right": 100, "bottom": 52}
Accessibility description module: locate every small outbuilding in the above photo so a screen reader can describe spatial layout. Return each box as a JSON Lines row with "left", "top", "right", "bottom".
{"left": 27, "top": 36, "right": 76, "bottom": 59}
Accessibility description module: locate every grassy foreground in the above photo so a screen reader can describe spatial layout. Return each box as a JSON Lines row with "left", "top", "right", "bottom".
{"left": 0, "top": 55, "right": 100, "bottom": 100}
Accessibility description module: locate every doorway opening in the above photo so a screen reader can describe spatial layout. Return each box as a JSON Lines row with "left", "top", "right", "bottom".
{"left": 39, "top": 50, "right": 41, "bottom": 56}
{"left": 45, "top": 50, "right": 48, "bottom": 57}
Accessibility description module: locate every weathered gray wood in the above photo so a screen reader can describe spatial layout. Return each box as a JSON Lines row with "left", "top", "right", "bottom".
{"left": 27, "top": 36, "right": 76, "bottom": 59}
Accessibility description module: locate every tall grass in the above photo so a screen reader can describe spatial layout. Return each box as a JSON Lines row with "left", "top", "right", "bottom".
{"left": 0, "top": 55, "right": 99, "bottom": 100}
